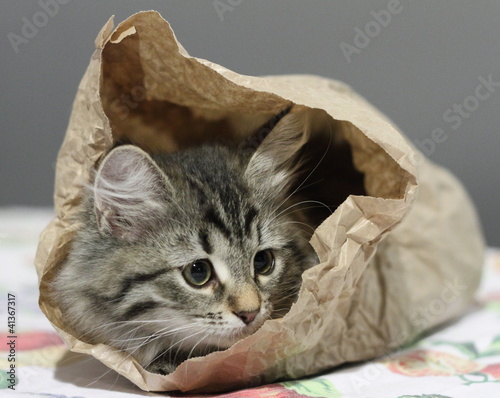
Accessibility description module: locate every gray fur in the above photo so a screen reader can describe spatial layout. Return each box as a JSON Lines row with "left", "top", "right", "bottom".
{"left": 52, "top": 114, "right": 318, "bottom": 374}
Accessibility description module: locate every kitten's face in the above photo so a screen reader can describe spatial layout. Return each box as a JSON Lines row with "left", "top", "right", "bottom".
{"left": 53, "top": 113, "right": 317, "bottom": 373}
{"left": 117, "top": 167, "right": 309, "bottom": 351}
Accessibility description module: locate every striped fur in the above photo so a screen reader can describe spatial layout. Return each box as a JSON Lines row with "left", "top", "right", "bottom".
{"left": 52, "top": 114, "right": 318, "bottom": 374}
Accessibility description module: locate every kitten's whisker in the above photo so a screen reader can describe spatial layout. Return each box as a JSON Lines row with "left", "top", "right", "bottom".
{"left": 272, "top": 200, "right": 333, "bottom": 223}
{"left": 171, "top": 329, "right": 208, "bottom": 365}
{"left": 272, "top": 125, "right": 333, "bottom": 216}
{"left": 119, "top": 331, "right": 176, "bottom": 348}
{"left": 182, "top": 333, "right": 212, "bottom": 376}
{"left": 124, "top": 323, "right": 201, "bottom": 351}
{"left": 279, "top": 204, "right": 332, "bottom": 222}
{"left": 142, "top": 329, "right": 205, "bottom": 371}
{"left": 122, "top": 324, "right": 203, "bottom": 370}
{"left": 75, "top": 317, "right": 184, "bottom": 341}
{"left": 114, "top": 322, "right": 195, "bottom": 344}
{"left": 272, "top": 293, "right": 301, "bottom": 306}
{"left": 291, "top": 178, "right": 325, "bottom": 194}
{"left": 281, "top": 220, "right": 316, "bottom": 233}
{"left": 167, "top": 329, "right": 205, "bottom": 355}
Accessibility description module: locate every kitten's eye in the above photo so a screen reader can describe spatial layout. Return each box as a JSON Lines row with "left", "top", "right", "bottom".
{"left": 254, "top": 250, "right": 275, "bottom": 275}
{"left": 183, "top": 260, "right": 213, "bottom": 287}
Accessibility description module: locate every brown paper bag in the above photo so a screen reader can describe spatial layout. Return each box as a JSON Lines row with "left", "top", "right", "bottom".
{"left": 35, "top": 11, "right": 484, "bottom": 393}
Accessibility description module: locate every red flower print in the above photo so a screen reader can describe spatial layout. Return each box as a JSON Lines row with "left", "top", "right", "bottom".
{"left": 384, "top": 349, "right": 482, "bottom": 377}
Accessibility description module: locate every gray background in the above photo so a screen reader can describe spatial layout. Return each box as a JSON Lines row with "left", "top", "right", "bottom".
{"left": 1, "top": 1, "right": 499, "bottom": 245}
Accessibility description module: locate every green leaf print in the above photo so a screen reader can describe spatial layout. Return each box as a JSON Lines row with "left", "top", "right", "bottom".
{"left": 281, "top": 378, "right": 341, "bottom": 398}
{"left": 478, "top": 335, "right": 500, "bottom": 357}
{"left": 430, "top": 340, "right": 478, "bottom": 359}
{"left": 485, "top": 301, "right": 500, "bottom": 314}
{"left": 0, "top": 369, "right": 17, "bottom": 389}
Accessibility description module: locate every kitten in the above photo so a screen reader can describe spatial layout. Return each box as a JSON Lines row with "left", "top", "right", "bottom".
{"left": 52, "top": 113, "right": 319, "bottom": 375}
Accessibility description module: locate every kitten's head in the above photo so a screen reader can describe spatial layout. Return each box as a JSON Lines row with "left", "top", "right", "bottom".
{"left": 53, "top": 114, "right": 318, "bottom": 372}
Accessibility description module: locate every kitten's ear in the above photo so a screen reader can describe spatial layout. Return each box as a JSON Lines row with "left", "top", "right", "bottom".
{"left": 93, "top": 145, "right": 167, "bottom": 240}
{"left": 245, "top": 113, "right": 308, "bottom": 194}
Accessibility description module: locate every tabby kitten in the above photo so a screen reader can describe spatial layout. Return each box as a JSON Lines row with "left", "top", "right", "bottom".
{"left": 52, "top": 113, "right": 318, "bottom": 375}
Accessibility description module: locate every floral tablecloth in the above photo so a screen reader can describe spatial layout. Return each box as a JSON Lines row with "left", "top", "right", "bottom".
{"left": 1, "top": 207, "right": 499, "bottom": 398}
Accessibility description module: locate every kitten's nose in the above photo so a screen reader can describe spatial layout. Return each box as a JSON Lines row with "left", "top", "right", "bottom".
{"left": 234, "top": 310, "right": 259, "bottom": 325}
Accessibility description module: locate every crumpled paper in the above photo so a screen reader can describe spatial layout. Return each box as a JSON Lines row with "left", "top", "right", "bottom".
{"left": 35, "top": 11, "right": 484, "bottom": 393}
